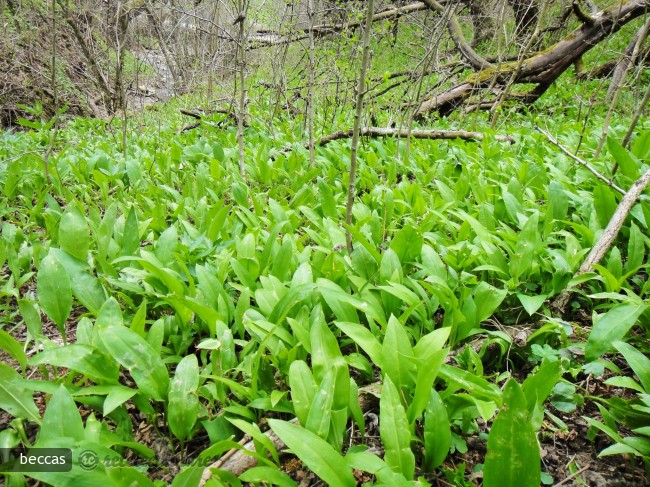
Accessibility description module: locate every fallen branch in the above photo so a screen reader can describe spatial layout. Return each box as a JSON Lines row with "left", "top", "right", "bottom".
{"left": 178, "top": 107, "right": 244, "bottom": 133}
{"left": 416, "top": 0, "right": 650, "bottom": 117}
{"left": 552, "top": 168, "right": 650, "bottom": 315}
{"left": 317, "top": 127, "right": 514, "bottom": 146}
{"left": 247, "top": 2, "right": 430, "bottom": 47}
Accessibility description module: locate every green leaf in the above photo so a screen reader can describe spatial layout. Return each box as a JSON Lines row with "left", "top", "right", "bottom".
{"left": 389, "top": 225, "right": 423, "bottom": 263}
{"left": 407, "top": 348, "right": 447, "bottom": 425}
{"left": 509, "top": 212, "right": 539, "bottom": 281}
{"left": 380, "top": 375, "right": 415, "bottom": 480}
{"left": 0, "top": 363, "right": 41, "bottom": 423}
{"left": 381, "top": 315, "right": 416, "bottom": 396}
{"left": 37, "top": 254, "right": 72, "bottom": 335}
{"left": 483, "top": 379, "right": 540, "bottom": 487}
{"left": 120, "top": 206, "right": 139, "bottom": 257}
{"left": 239, "top": 466, "right": 298, "bottom": 486}
{"left": 522, "top": 360, "right": 562, "bottom": 414}
{"left": 97, "top": 323, "right": 169, "bottom": 402}
{"left": 607, "top": 137, "right": 639, "bottom": 180}
{"left": 289, "top": 360, "right": 317, "bottom": 426}
{"left": 168, "top": 355, "right": 200, "bottom": 441}
{"left": 517, "top": 294, "right": 547, "bottom": 316}
{"left": 423, "top": 389, "right": 451, "bottom": 471}
{"left": 19, "top": 298, "right": 42, "bottom": 339}
{"left": 334, "top": 321, "right": 383, "bottom": 366}
{"left": 613, "top": 341, "right": 650, "bottom": 393}
{"left": 318, "top": 178, "right": 338, "bottom": 218}
{"left": 593, "top": 185, "right": 618, "bottom": 229}
{"left": 268, "top": 419, "right": 355, "bottom": 487}
{"left": 28, "top": 344, "right": 119, "bottom": 383}
{"left": 38, "top": 385, "right": 84, "bottom": 443}
{"left": 585, "top": 304, "right": 647, "bottom": 361}
{"left": 305, "top": 370, "right": 335, "bottom": 440}
{"left": 473, "top": 281, "right": 508, "bottom": 323}
{"left": 439, "top": 364, "right": 502, "bottom": 403}
{"left": 0, "top": 330, "right": 27, "bottom": 372}
{"left": 59, "top": 207, "right": 90, "bottom": 261}
{"left": 103, "top": 386, "right": 137, "bottom": 415}
{"left": 625, "top": 222, "right": 644, "bottom": 274}
{"left": 226, "top": 418, "right": 279, "bottom": 464}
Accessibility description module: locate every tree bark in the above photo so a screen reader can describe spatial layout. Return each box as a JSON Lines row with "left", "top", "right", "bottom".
{"left": 345, "top": 0, "right": 375, "bottom": 254}
{"left": 416, "top": 0, "right": 650, "bottom": 117}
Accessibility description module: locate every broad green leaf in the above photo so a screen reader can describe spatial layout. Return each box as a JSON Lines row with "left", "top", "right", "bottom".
{"left": 517, "top": 293, "right": 547, "bottom": 316}
{"left": 439, "top": 364, "right": 502, "bottom": 403}
{"left": 389, "top": 225, "right": 423, "bottom": 263}
{"left": 239, "top": 466, "right": 298, "bottom": 486}
{"left": 172, "top": 467, "right": 204, "bottom": 487}
{"left": 593, "top": 185, "right": 618, "bottom": 229}
{"left": 423, "top": 389, "right": 451, "bottom": 471}
{"left": 381, "top": 315, "right": 416, "bottom": 396}
{"left": 305, "top": 370, "right": 335, "bottom": 440}
{"left": 19, "top": 298, "right": 42, "bottom": 339}
{"left": 318, "top": 178, "right": 337, "bottom": 218}
{"left": 168, "top": 355, "right": 200, "bottom": 441}
{"left": 585, "top": 304, "right": 647, "bottom": 361}
{"left": 37, "top": 254, "right": 72, "bottom": 335}
{"left": 97, "top": 325, "right": 169, "bottom": 402}
{"left": 522, "top": 360, "right": 562, "bottom": 415}
{"left": 613, "top": 341, "right": 650, "bottom": 393}
{"left": 345, "top": 452, "right": 412, "bottom": 486}
{"left": 227, "top": 418, "right": 279, "bottom": 464}
{"left": 413, "top": 328, "right": 451, "bottom": 360}
{"left": 38, "top": 385, "right": 84, "bottom": 443}
{"left": 96, "top": 297, "right": 124, "bottom": 329}
{"left": 625, "top": 222, "right": 644, "bottom": 274}
{"left": 0, "top": 363, "right": 41, "bottom": 423}
{"left": 0, "top": 330, "right": 27, "bottom": 372}
{"left": 334, "top": 321, "right": 383, "bottom": 366}
{"left": 407, "top": 348, "right": 448, "bottom": 424}
{"left": 483, "top": 379, "right": 540, "bottom": 487}
{"left": 268, "top": 419, "right": 355, "bottom": 487}
{"left": 59, "top": 207, "right": 90, "bottom": 261}
{"left": 509, "top": 212, "right": 539, "bottom": 281}
{"left": 28, "top": 344, "right": 119, "bottom": 383}
{"left": 473, "top": 281, "right": 507, "bottom": 323}
{"left": 103, "top": 386, "right": 137, "bottom": 415}
{"left": 155, "top": 226, "right": 178, "bottom": 266}
{"left": 379, "top": 375, "right": 415, "bottom": 480}
{"left": 289, "top": 360, "right": 317, "bottom": 426}
{"left": 107, "top": 467, "right": 157, "bottom": 486}
{"left": 607, "top": 137, "right": 639, "bottom": 180}
{"left": 120, "top": 206, "right": 139, "bottom": 257}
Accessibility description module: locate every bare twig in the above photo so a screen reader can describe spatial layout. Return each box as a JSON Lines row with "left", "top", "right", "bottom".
{"left": 536, "top": 127, "right": 625, "bottom": 195}
{"left": 553, "top": 462, "right": 592, "bottom": 486}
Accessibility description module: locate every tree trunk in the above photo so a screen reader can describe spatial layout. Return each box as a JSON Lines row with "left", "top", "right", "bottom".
{"left": 417, "top": 0, "right": 650, "bottom": 117}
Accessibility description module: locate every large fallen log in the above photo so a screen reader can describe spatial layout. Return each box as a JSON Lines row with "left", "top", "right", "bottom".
{"left": 416, "top": 0, "right": 650, "bottom": 117}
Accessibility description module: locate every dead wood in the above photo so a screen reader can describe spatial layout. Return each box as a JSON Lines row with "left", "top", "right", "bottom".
{"left": 247, "top": 2, "right": 430, "bottom": 47}
{"left": 316, "top": 127, "right": 514, "bottom": 145}
{"left": 178, "top": 107, "right": 243, "bottom": 133}
{"left": 416, "top": 0, "right": 650, "bottom": 117}
{"left": 552, "top": 168, "right": 650, "bottom": 316}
